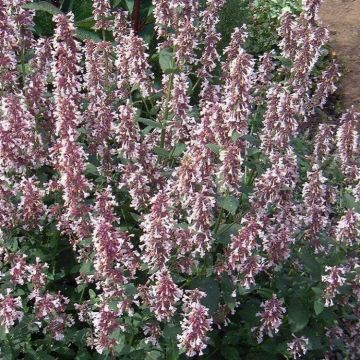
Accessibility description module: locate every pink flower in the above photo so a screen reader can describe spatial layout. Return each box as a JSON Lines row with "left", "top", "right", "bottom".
{"left": 336, "top": 209, "right": 360, "bottom": 246}
{"left": 177, "top": 289, "right": 212, "bottom": 357}
{"left": 92, "top": 0, "right": 111, "bottom": 30}
{"left": 150, "top": 269, "right": 183, "bottom": 321}
{"left": 253, "top": 294, "right": 286, "bottom": 343}
{"left": 287, "top": 334, "right": 309, "bottom": 359}
{"left": 0, "top": 289, "right": 23, "bottom": 333}
{"left": 322, "top": 266, "right": 346, "bottom": 307}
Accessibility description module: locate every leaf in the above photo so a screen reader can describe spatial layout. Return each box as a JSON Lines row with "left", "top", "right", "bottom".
{"left": 343, "top": 193, "right": 360, "bottom": 212}
{"left": 298, "top": 250, "right": 321, "bottom": 280}
{"left": 288, "top": 299, "right": 309, "bottom": 332}
{"left": 159, "top": 49, "right": 175, "bottom": 73}
{"left": 171, "top": 143, "right": 186, "bottom": 157}
{"left": 221, "top": 347, "right": 240, "bottom": 360}
{"left": 136, "top": 117, "right": 162, "bottom": 129}
{"left": 314, "top": 298, "right": 324, "bottom": 315}
{"left": 206, "top": 143, "right": 220, "bottom": 155}
{"left": 215, "top": 223, "right": 241, "bottom": 244}
{"left": 85, "top": 163, "right": 99, "bottom": 176}
{"left": 75, "top": 29, "right": 102, "bottom": 42}
{"left": 22, "top": 1, "right": 62, "bottom": 15}
{"left": 189, "top": 277, "right": 220, "bottom": 315}
{"left": 218, "top": 196, "right": 239, "bottom": 215}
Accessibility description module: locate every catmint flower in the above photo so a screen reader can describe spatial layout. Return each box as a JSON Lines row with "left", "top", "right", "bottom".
{"left": 260, "top": 86, "right": 299, "bottom": 154}
{"left": 84, "top": 40, "right": 114, "bottom": 157}
{"left": 16, "top": 176, "right": 46, "bottom": 230}
{"left": 322, "top": 266, "right": 346, "bottom": 307}
{"left": 140, "top": 191, "right": 175, "bottom": 270}
{"left": 0, "top": 289, "right": 23, "bottom": 333}
{"left": 251, "top": 150, "right": 298, "bottom": 210}
{"left": 313, "top": 124, "right": 334, "bottom": 163}
{"left": 153, "top": 0, "right": 173, "bottom": 43}
{"left": 217, "top": 142, "right": 245, "bottom": 195}
{"left": 302, "top": 166, "right": 329, "bottom": 251}
{"left": 223, "top": 42, "right": 254, "bottom": 136}
{"left": 25, "top": 38, "right": 52, "bottom": 115}
{"left": 0, "top": 176, "right": 16, "bottom": 228}
{"left": 336, "top": 107, "right": 360, "bottom": 179}
{"left": 143, "top": 322, "right": 162, "bottom": 345}
{"left": 0, "top": 92, "right": 39, "bottom": 173}
{"left": 168, "top": 73, "right": 195, "bottom": 144}
{"left": 92, "top": 0, "right": 111, "bottom": 30}
{"left": 170, "top": 0, "right": 199, "bottom": 66}
{"left": 114, "top": 101, "right": 140, "bottom": 159}
{"left": 0, "top": 0, "right": 18, "bottom": 89}
{"left": 278, "top": 11, "right": 297, "bottom": 60}
{"left": 253, "top": 294, "right": 286, "bottom": 343}
{"left": 91, "top": 302, "right": 122, "bottom": 354}
{"left": 26, "top": 257, "right": 49, "bottom": 299}
{"left": 52, "top": 13, "right": 91, "bottom": 240}
{"left": 9, "top": 253, "right": 27, "bottom": 285}
{"left": 114, "top": 11, "right": 154, "bottom": 97}
{"left": 227, "top": 215, "right": 263, "bottom": 288}
{"left": 261, "top": 219, "right": 295, "bottom": 265}
{"left": 150, "top": 269, "right": 183, "bottom": 321}
{"left": 302, "top": 0, "right": 323, "bottom": 23}
{"left": 92, "top": 187, "right": 139, "bottom": 285}
{"left": 256, "top": 51, "right": 275, "bottom": 88}
{"left": 311, "top": 60, "right": 340, "bottom": 111}
{"left": 335, "top": 209, "right": 360, "bottom": 246}
{"left": 287, "top": 335, "right": 309, "bottom": 359}
{"left": 177, "top": 289, "right": 212, "bottom": 357}
{"left": 197, "top": 0, "right": 225, "bottom": 78}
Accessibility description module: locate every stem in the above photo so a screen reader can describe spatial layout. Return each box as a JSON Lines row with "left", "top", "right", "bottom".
{"left": 7, "top": 334, "right": 15, "bottom": 360}
{"left": 68, "top": 0, "right": 75, "bottom": 12}
{"left": 160, "top": 74, "right": 174, "bottom": 148}
{"left": 214, "top": 208, "right": 224, "bottom": 234}
{"left": 133, "top": 0, "right": 141, "bottom": 34}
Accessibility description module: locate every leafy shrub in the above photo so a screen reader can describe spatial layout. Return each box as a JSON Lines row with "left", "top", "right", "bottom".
{"left": 0, "top": 0, "right": 359, "bottom": 359}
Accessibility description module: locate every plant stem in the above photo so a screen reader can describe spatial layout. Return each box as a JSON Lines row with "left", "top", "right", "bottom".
{"left": 133, "top": 0, "right": 141, "bottom": 34}
{"left": 214, "top": 208, "right": 224, "bottom": 234}
{"left": 160, "top": 74, "right": 174, "bottom": 148}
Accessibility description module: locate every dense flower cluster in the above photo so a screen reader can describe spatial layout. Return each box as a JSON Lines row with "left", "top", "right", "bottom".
{"left": 0, "top": 0, "right": 359, "bottom": 358}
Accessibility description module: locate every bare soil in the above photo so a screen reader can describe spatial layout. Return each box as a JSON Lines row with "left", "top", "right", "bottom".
{"left": 320, "top": 0, "right": 360, "bottom": 110}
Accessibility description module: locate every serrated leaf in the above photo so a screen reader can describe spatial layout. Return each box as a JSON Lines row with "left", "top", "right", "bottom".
{"left": 22, "top": 1, "right": 62, "bottom": 15}
{"left": 342, "top": 193, "right": 360, "bottom": 212}
{"left": 218, "top": 196, "right": 239, "bottom": 215}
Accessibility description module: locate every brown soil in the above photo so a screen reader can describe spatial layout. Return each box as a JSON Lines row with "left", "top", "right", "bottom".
{"left": 320, "top": 0, "right": 360, "bottom": 111}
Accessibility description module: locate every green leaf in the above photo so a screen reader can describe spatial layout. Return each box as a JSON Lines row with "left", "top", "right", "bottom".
{"left": 206, "top": 143, "right": 220, "bottom": 155}
{"left": 75, "top": 29, "right": 102, "bottom": 42}
{"left": 171, "top": 143, "right": 186, "bottom": 157}
{"left": 189, "top": 277, "right": 220, "bottom": 315}
{"left": 159, "top": 49, "right": 175, "bottom": 73}
{"left": 221, "top": 347, "right": 240, "bottom": 360}
{"left": 22, "top": 1, "right": 62, "bottom": 15}
{"left": 314, "top": 298, "right": 324, "bottom": 315}
{"left": 85, "top": 163, "right": 99, "bottom": 176}
{"left": 298, "top": 250, "right": 321, "bottom": 280}
{"left": 218, "top": 196, "right": 239, "bottom": 215}
{"left": 288, "top": 299, "right": 309, "bottom": 332}
{"left": 136, "top": 117, "right": 162, "bottom": 129}
{"left": 215, "top": 223, "right": 241, "bottom": 244}
{"left": 343, "top": 193, "right": 360, "bottom": 212}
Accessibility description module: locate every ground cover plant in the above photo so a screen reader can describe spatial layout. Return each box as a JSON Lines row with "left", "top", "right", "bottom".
{"left": 0, "top": 0, "right": 359, "bottom": 359}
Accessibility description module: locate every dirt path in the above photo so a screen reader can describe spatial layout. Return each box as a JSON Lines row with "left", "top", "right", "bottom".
{"left": 320, "top": 0, "right": 360, "bottom": 111}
